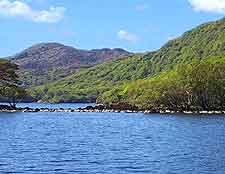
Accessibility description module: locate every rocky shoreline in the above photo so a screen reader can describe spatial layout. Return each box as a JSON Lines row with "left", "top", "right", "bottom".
{"left": 0, "top": 105, "right": 225, "bottom": 115}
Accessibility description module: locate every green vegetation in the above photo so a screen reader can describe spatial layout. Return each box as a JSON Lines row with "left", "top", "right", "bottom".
{"left": 0, "top": 59, "right": 19, "bottom": 85}
{"left": 98, "top": 56, "right": 225, "bottom": 111}
{"left": 12, "top": 43, "right": 131, "bottom": 87}
{"left": 30, "top": 17, "right": 225, "bottom": 104}
{"left": 143, "top": 18, "right": 225, "bottom": 73}
{"left": 17, "top": 67, "right": 85, "bottom": 87}
{"left": 29, "top": 54, "right": 150, "bottom": 103}
{"left": 0, "top": 59, "right": 27, "bottom": 108}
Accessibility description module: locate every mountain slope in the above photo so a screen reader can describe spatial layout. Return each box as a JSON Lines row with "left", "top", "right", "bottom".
{"left": 143, "top": 18, "right": 225, "bottom": 73}
{"left": 12, "top": 43, "right": 131, "bottom": 86}
{"left": 29, "top": 54, "right": 148, "bottom": 102}
{"left": 30, "top": 17, "right": 225, "bottom": 103}
{"left": 98, "top": 55, "right": 225, "bottom": 110}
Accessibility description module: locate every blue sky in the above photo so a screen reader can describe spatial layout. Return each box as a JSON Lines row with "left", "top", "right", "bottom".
{"left": 0, "top": 0, "right": 224, "bottom": 57}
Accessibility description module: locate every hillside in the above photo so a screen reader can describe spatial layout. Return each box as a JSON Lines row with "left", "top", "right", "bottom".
{"left": 29, "top": 54, "right": 148, "bottom": 102}
{"left": 30, "top": 17, "right": 225, "bottom": 103}
{"left": 98, "top": 56, "right": 225, "bottom": 111}
{"left": 11, "top": 43, "right": 131, "bottom": 86}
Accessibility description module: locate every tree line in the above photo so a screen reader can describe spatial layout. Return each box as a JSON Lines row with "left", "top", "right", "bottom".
{"left": 98, "top": 56, "right": 225, "bottom": 111}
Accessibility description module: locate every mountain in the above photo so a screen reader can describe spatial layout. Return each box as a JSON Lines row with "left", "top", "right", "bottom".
{"left": 30, "top": 17, "right": 225, "bottom": 103}
{"left": 11, "top": 43, "right": 132, "bottom": 86}
{"left": 29, "top": 54, "right": 147, "bottom": 103}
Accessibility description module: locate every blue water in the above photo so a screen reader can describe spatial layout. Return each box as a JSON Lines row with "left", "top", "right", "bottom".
{"left": 14, "top": 102, "right": 95, "bottom": 109}
{"left": 0, "top": 103, "right": 225, "bottom": 174}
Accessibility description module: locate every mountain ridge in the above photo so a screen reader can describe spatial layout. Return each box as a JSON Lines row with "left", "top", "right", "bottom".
{"left": 29, "top": 17, "right": 225, "bottom": 103}
{"left": 11, "top": 42, "right": 132, "bottom": 86}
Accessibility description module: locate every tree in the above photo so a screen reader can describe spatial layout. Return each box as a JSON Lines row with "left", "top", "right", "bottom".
{"left": 0, "top": 59, "right": 26, "bottom": 108}
{"left": 98, "top": 56, "right": 225, "bottom": 111}
{"left": 0, "top": 59, "right": 19, "bottom": 85}
{"left": 0, "top": 85, "right": 26, "bottom": 108}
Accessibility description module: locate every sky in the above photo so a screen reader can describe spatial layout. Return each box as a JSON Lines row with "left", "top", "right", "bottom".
{"left": 0, "top": 0, "right": 224, "bottom": 57}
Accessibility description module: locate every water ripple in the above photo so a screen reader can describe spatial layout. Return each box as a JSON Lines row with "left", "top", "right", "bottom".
{"left": 0, "top": 108, "right": 224, "bottom": 174}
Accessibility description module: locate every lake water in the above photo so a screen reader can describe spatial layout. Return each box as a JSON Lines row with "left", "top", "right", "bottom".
{"left": 15, "top": 102, "right": 96, "bottom": 109}
{"left": 0, "top": 103, "right": 225, "bottom": 174}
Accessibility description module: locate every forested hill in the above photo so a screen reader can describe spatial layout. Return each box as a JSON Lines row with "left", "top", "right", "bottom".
{"left": 11, "top": 43, "right": 131, "bottom": 87}
{"left": 30, "top": 17, "right": 225, "bottom": 103}
{"left": 142, "top": 17, "right": 225, "bottom": 73}
{"left": 98, "top": 56, "right": 225, "bottom": 111}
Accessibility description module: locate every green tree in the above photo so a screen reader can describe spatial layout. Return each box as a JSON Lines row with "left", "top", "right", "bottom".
{"left": 0, "top": 59, "right": 26, "bottom": 108}
{"left": 99, "top": 56, "right": 225, "bottom": 111}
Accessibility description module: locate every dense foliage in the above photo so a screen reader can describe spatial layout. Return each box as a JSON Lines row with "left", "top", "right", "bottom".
{"left": 0, "top": 59, "right": 19, "bottom": 85}
{"left": 29, "top": 54, "right": 149, "bottom": 103}
{"left": 98, "top": 56, "right": 225, "bottom": 111}
{"left": 143, "top": 18, "right": 225, "bottom": 73}
{"left": 30, "top": 17, "right": 225, "bottom": 103}
{"left": 0, "top": 59, "right": 27, "bottom": 107}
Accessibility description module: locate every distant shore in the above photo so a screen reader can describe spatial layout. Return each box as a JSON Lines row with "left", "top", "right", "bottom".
{"left": 0, "top": 105, "right": 225, "bottom": 115}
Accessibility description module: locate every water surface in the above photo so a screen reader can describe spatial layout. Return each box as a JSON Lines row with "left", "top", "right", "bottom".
{"left": 15, "top": 102, "right": 95, "bottom": 109}
{"left": 0, "top": 103, "right": 224, "bottom": 174}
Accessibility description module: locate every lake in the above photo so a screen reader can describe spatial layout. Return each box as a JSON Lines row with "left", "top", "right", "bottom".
{"left": 0, "top": 103, "right": 225, "bottom": 174}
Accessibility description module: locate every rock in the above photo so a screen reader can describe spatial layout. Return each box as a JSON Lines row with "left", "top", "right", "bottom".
{"left": 107, "top": 102, "right": 139, "bottom": 111}
{"left": 184, "top": 111, "right": 194, "bottom": 114}
{"left": 0, "top": 105, "right": 13, "bottom": 110}
{"left": 84, "top": 106, "right": 95, "bottom": 110}
{"left": 94, "top": 105, "right": 105, "bottom": 110}
{"left": 34, "top": 108, "right": 40, "bottom": 112}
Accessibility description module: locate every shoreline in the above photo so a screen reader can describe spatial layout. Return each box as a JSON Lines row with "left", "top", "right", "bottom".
{"left": 0, "top": 107, "right": 225, "bottom": 115}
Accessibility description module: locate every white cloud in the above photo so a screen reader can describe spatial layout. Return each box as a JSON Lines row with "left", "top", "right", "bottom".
{"left": 0, "top": 0, "right": 65, "bottom": 23}
{"left": 118, "top": 30, "right": 139, "bottom": 43}
{"left": 189, "top": 0, "right": 225, "bottom": 14}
